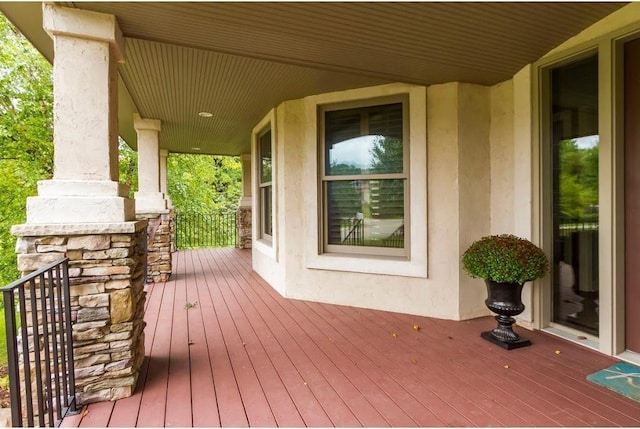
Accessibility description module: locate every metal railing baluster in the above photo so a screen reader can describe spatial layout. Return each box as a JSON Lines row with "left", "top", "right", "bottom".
{"left": 174, "top": 211, "right": 238, "bottom": 250}
{"left": 1, "top": 258, "right": 77, "bottom": 427}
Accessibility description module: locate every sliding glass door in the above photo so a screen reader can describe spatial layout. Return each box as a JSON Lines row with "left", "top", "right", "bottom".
{"left": 549, "top": 55, "right": 599, "bottom": 336}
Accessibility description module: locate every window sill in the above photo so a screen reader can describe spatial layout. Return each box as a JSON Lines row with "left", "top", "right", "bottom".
{"left": 306, "top": 252, "right": 426, "bottom": 278}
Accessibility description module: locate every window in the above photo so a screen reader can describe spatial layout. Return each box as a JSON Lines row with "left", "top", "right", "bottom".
{"left": 320, "top": 99, "right": 408, "bottom": 257}
{"left": 258, "top": 127, "right": 273, "bottom": 240}
{"left": 548, "top": 55, "right": 599, "bottom": 336}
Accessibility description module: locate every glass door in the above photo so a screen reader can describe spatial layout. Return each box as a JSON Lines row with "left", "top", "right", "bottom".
{"left": 550, "top": 55, "right": 600, "bottom": 336}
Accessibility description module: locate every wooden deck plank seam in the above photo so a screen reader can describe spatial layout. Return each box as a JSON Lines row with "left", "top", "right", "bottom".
{"left": 212, "top": 247, "right": 448, "bottom": 426}
{"left": 64, "top": 248, "right": 640, "bottom": 428}
{"left": 189, "top": 249, "right": 248, "bottom": 427}
{"left": 385, "top": 308, "right": 635, "bottom": 426}
{"left": 366, "top": 303, "right": 611, "bottom": 426}
{"left": 205, "top": 249, "right": 370, "bottom": 427}
{"left": 221, "top": 249, "right": 624, "bottom": 426}
{"left": 199, "top": 247, "right": 330, "bottom": 424}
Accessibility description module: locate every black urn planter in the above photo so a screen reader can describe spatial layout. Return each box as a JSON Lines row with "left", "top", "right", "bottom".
{"left": 481, "top": 279, "right": 532, "bottom": 350}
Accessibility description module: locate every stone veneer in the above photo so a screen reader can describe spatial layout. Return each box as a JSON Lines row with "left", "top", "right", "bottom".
{"left": 236, "top": 206, "right": 252, "bottom": 249}
{"left": 12, "top": 221, "right": 148, "bottom": 405}
{"left": 136, "top": 211, "right": 173, "bottom": 283}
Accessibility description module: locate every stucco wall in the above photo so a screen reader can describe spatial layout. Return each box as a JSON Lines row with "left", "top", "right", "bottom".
{"left": 489, "top": 80, "right": 515, "bottom": 235}
{"left": 252, "top": 82, "right": 506, "bottom": 320}
{"left": 457, "top": 83, "right": 492, "bottom": 319}
{"left": 255, "top": 1, "right": 640, "bottom": 331}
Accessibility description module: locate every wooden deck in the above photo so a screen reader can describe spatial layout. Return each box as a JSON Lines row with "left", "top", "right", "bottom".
{"left": 62, "top": 248, "right": 640, "bottom": 427}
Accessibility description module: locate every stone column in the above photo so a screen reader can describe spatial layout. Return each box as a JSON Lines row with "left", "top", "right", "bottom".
{"left": 12, "top": 4, "right": 146, "bottom": 407}
{"left": 134, "top": 115, "right": 172, "bottom": 282}
{"left": 237, "top": 153, "right": 252, "bottom": 249}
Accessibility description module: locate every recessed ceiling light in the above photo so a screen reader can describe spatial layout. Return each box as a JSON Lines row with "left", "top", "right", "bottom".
{"left": 198, "top": 111, "right": 213, "bottom": 118}
{"left": 191, "top": 147, "right": 201, "bottom": 151}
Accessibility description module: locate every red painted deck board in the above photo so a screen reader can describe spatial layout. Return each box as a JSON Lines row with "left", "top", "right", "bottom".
{"left": 183, "top": 249, "right": 221, "bottom": 428}
{"left": 65, "top": 248, "right": 640, "bottom": 427}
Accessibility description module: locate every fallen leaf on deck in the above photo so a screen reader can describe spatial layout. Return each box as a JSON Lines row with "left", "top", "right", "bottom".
{"left": 412, "top": 324, "right": 421, "bottom": 331}
{"left": 578, "top": 336, "right": 587, "bottom": 340}
{"left": 411, "top": 358, "right": 417, "bottom": 364}
{"left": 554, "top": 350, "right": 561, "bottom": 354}
{"left": 82, "top": 407, "right": 89, "bottom": 417}
{"left": 392, "top": 333, "right": 398, "bottom": 338}
{"left": 504, "top": 364, "right": 510, "bottom": 369}
{"left": 447, "top": 336, "right": 454, "bottom": 340}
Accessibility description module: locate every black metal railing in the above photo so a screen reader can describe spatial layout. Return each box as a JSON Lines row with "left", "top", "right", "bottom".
{"left": 1, "top": 258, "right": 77, "bottom": 427}
{"left": 341, "top": 217, "right": 364, "bottom": 246}
{"left": 384, "top": 224, "right": 405, "bottom": 248}
{"left": 175, "top": 211, "right": 238, "bottom": 249}
{"left": 558, "top": 216, "right": 599, "bottom": 237}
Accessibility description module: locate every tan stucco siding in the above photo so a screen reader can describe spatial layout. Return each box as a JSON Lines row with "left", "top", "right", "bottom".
{"left": 489, "top": 80, "right": 515, "bottom": 236}
{"left": 251, "top": 82, "right": 514, "bottom": 319}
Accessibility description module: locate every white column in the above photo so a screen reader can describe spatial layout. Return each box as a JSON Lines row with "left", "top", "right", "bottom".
{"left": 134, "top": 115, "right": 168, "bottom": 213}
{"left": 239, "top": 153, "right": 252, "bottom": 208}
{"left": 159, "top": 149, "right": 173, "bottom": 208}
{"left": 26, "top": 4, "right": 134, "bottom": 223}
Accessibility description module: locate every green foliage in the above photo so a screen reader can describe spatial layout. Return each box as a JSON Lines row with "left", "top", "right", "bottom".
{"left": 0, "top": 11, "right": 242, "bottom": 287}
{"left": 0, "top": 14, "right": 53, "bottom": 287}
{"left": 558, "top": 139, "right": 598, "bottom": 220}
{"left": 118, "top": 138, "right": 138, "bottom": 199}
{"left": 0, "top": 307, "right": 6, "bottom": 366}
{"left": 462, "top": 234, "right": 549, "bottom": 285}
{"left": 369, "top": 136, "right": 403, "bottom": 174}
{"left": 167, "top": 154, "right": 242, "bottom": 214}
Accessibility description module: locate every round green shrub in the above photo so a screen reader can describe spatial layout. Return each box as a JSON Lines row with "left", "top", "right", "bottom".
{"left": 462, "top": 234, "right": 549, "bottom": 285}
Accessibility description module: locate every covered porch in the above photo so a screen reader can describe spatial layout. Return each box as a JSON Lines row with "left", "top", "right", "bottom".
{"left": 62, "top": 248, "right": 640, "bottom": 427}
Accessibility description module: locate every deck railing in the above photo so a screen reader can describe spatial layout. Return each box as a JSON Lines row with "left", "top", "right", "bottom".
{"left": 1, "top": 258, "right": 77, "bottom": 427}
{"left": 384, "top": 223, "right": 405, "bottom": 248}
{"left": 175, "top": 211, "right": 238, "bottom": 249}
{"left": 341, "top": 217, "right": 364, "bottom": 246}
{"left": 558, "top": 216, "right": 599, "bottom": 237}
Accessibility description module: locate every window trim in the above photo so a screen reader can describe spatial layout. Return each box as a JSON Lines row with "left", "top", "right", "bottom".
{"left": 258, "top": 126, "right": 273, "bottom": 242}
{"left": 532, "top": 23, "right": 640, "bottom": 355}
{"left": 319, "top": 95, "right": 410, "bottom": 257}
{"left": 303, "top": 84, "right": 427, "bottom": 279}
{"left": 252, "top": 109, "right": 277, "bottom": 258}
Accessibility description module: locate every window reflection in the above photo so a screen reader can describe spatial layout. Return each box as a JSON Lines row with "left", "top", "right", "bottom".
{"left": 551, "top": 55, "right": 599, "bottom": 336}
{"left": 328, "top": 135, "right": 403, "bottom": 175}
{"left": 327, "top": 179, "right": 404, "bottom": 248}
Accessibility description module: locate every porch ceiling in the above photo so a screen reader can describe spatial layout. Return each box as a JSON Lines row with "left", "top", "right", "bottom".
{"left": 0, "top": 2, "right": 626, "bottom": 156}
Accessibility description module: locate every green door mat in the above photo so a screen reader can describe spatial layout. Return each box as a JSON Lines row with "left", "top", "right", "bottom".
{"left": 587, "top": 362, "right": 640, "bottom": 402}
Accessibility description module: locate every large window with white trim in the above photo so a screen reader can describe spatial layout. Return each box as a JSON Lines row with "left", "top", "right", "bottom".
{"left": 320, "top": 98, "right": 408, "bottom": 257}
{"left": 258, "top": 127, "right": 273, "bottom": 241}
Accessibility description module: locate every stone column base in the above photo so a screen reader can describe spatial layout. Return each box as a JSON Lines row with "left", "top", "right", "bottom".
{"left": 136, "top": 211, "right": 173, "bottom": 283}
{"left": 12, "top": 221, "right": 148, "bottom": 406}
{"left": 236, "top": 206, "right": 252, "bottom": 249}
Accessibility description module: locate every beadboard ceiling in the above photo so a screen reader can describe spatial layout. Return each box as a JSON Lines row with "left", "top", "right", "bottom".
{"left": 0, "top": 2, "right": 626, "bottom": 155}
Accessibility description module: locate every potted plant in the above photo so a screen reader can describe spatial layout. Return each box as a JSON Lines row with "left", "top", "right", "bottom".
{"left": 462, "top": 234, "right": 549, "bottom": 349}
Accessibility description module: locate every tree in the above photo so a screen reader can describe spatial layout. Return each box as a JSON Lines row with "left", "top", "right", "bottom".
{"left": 0, "top": 12, "right": 243, "bottom": 285}
{"left": 0, "top": 13, "right": 53, "bottom": 286}
{"left": 167, "top": 154, "right": 242, "bottom": 213}
{"left": 118, "top": 138, "right": 138, "bottom": 198}
{"left": 558, "top": 138, "right": 598, "bottom": 220}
